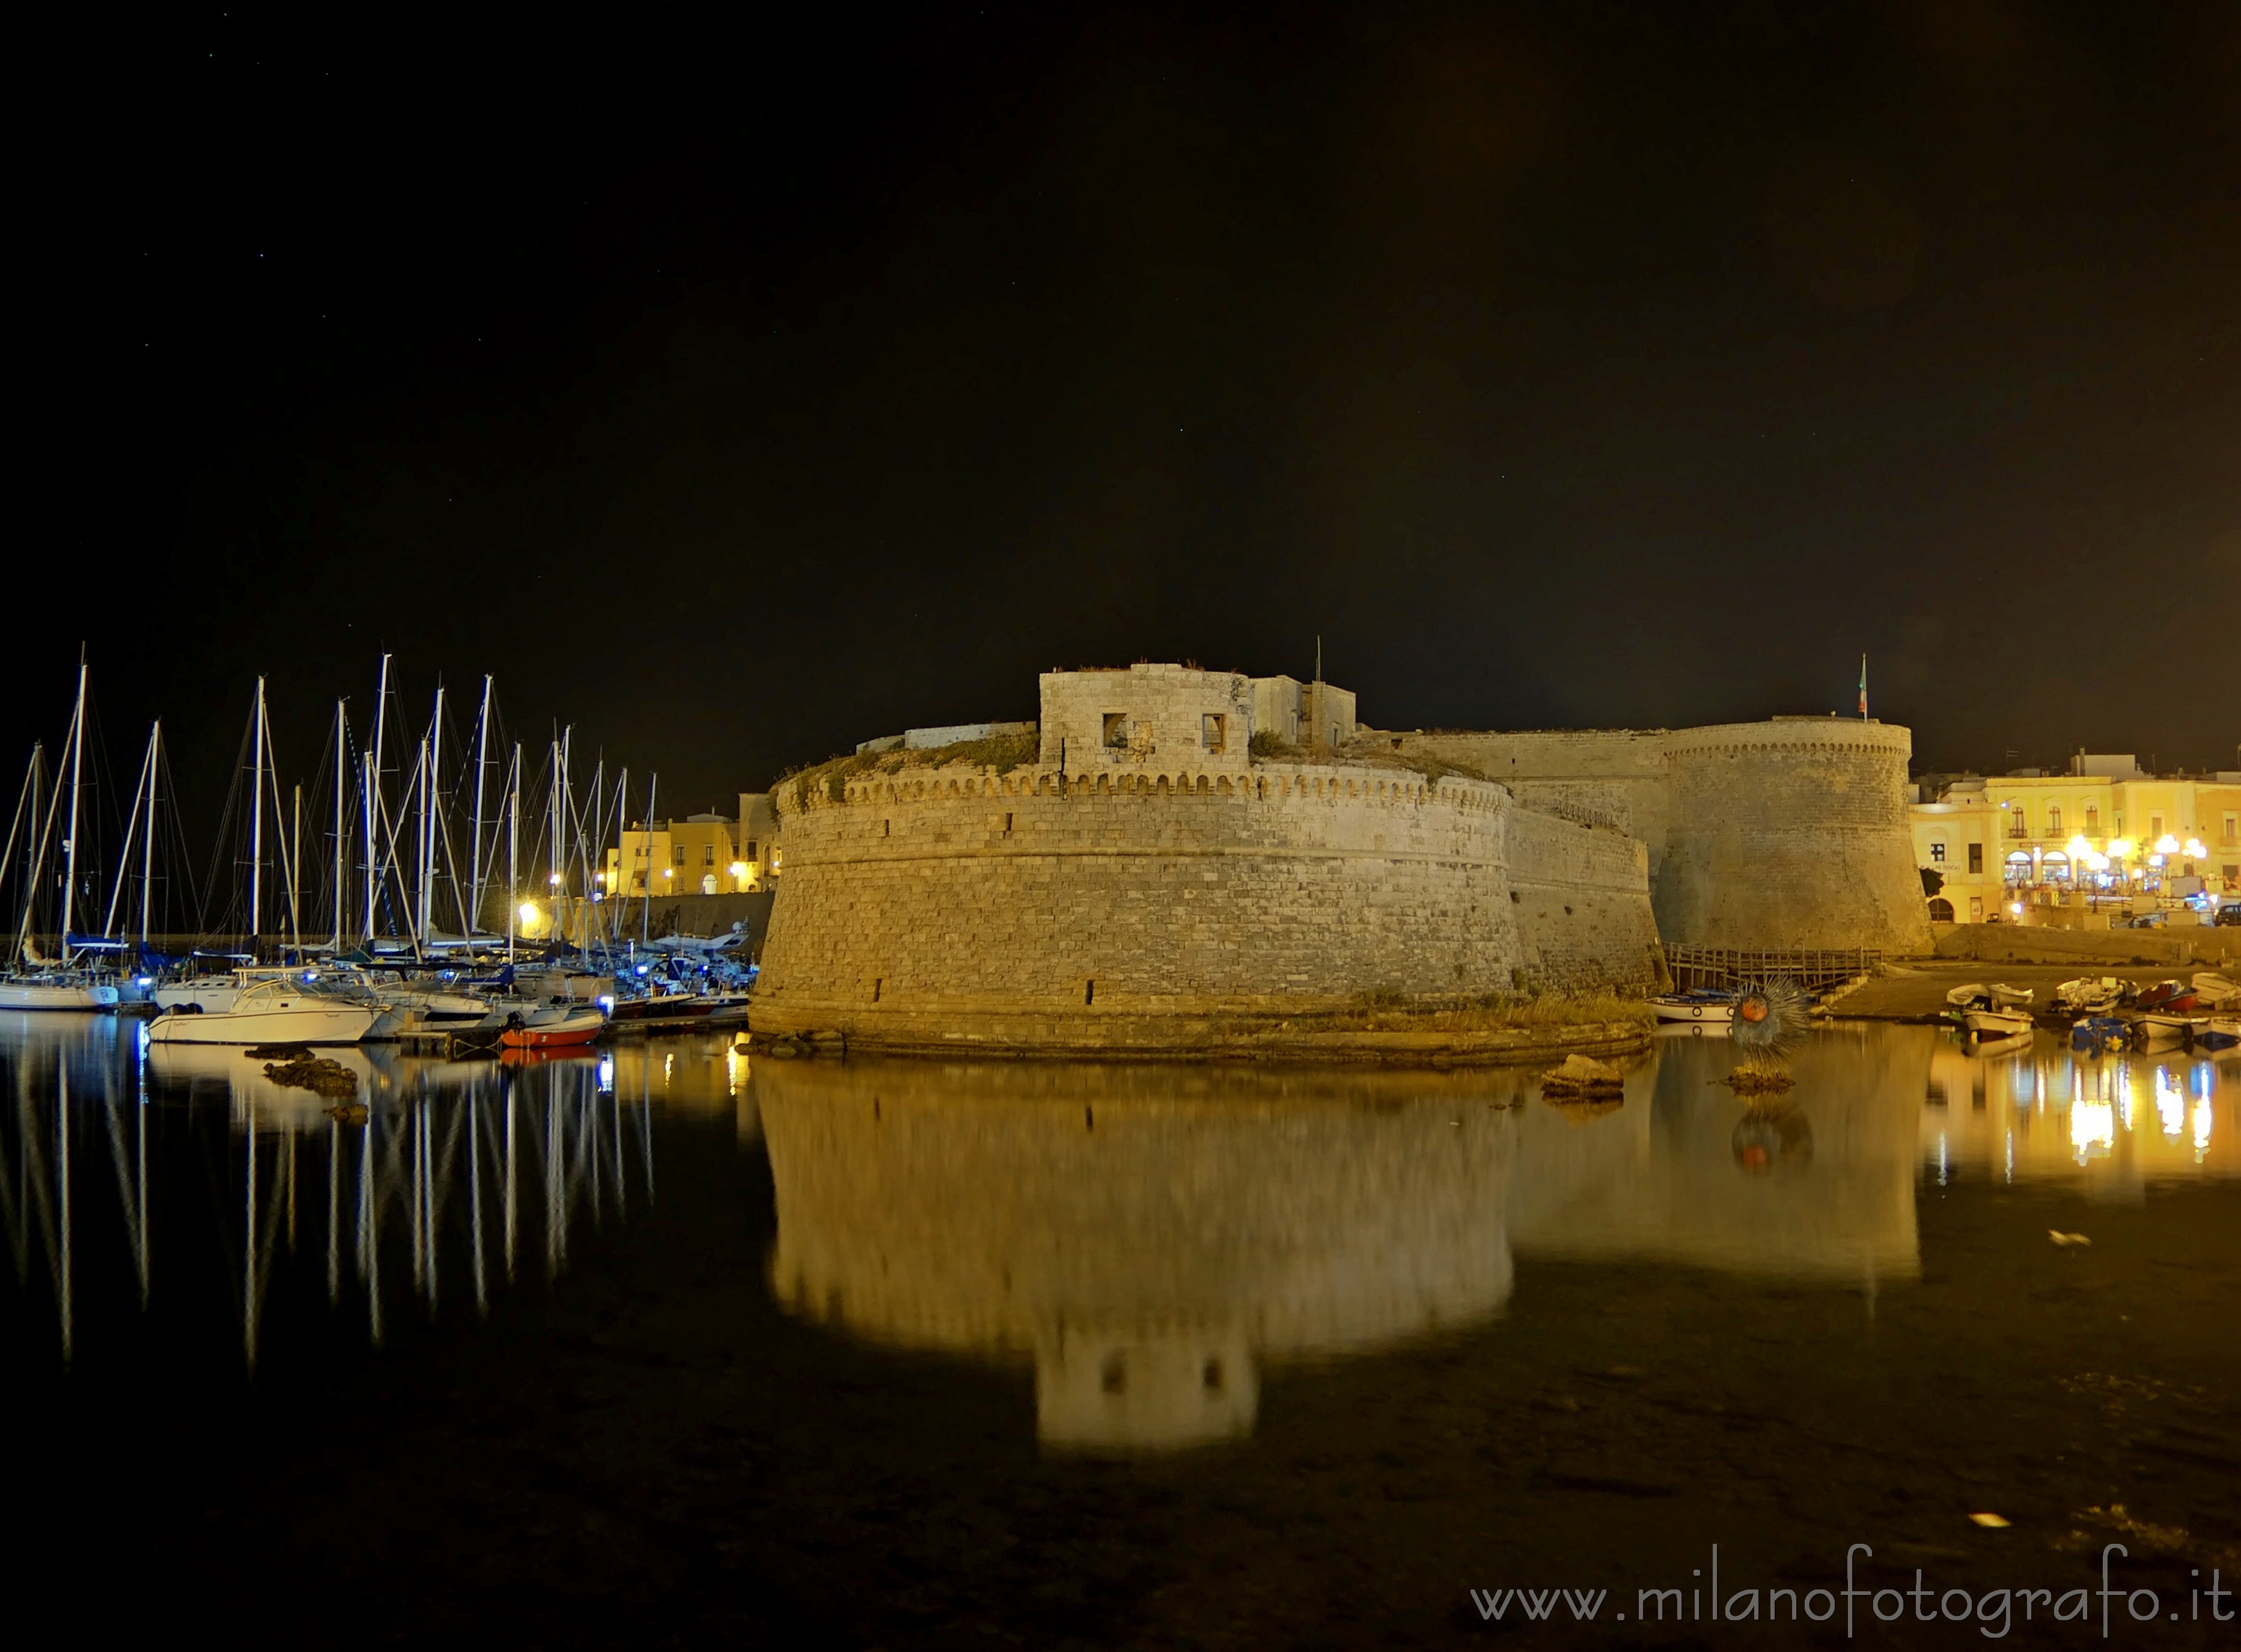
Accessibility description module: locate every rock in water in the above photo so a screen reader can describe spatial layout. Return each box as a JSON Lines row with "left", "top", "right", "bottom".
{"left": 1541, "top": 1054, "right": 1624, "bottom": 1099}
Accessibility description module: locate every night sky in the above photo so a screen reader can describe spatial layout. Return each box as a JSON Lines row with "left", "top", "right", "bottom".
{"left": 17, "top": 2, "right": 2239, "bottom": 841}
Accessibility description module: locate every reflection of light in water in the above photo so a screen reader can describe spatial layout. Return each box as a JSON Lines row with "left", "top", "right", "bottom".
{"left": 1936, "top": 1133, "right": 1948, "bottom": 1185}
{"left": 2197, "top": 1100, "right": 2214, "bottom": 1163}
{"left": 598, "top": 1053, "right": 615, "bottom": 1094}
{"left": 2004, "top": 1129, "right": 2013, "bottom": 1183}
{"left": 725, "top": 1041, "right": 745, "bottom": 1096}
{"left": 2155, "top": 1070, "right": 2185, "bottom": 1139}
{"left": 2072, "top": 1099, "right": 2115, "bottom": 1165}
{"left": 663, "top": 1052, "right": 674, "bottom": 1085}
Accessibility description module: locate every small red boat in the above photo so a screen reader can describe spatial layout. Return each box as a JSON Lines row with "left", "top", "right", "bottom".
{"left": 498, "top": 1008, "right": 606, "bottom": 1049}
{"left": 2134, "top": 981, "right": 2199, "bottom": 1013}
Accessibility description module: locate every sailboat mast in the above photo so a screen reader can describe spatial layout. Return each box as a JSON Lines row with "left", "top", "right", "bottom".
{"left": 101, "top": 724, "right": 158, "bottom": 942}
{"left": 291, "top": 784, "right": 303, "bottom": 946}
{"left": 250, "top": 676, "right": 266, "bottom": 942}
{"left": 471, "top": 675, "right": 491, "bottom": 936}
{"left": 59, "top": 660, "right": 88, "bottom": 964}
{"left": 641, "top": 773, "right": 656, "bottom": 948}
{"left": 332, "top": 701, "right": 347, "bottom": 951}
{"left": 141, "top": 722, "right": 159, "bottom": 946}
{"left": 427, "top": 684, "right": 445, "bottom": 941}
{"left": 506, "top": 742, "right": 520, "bottom": 963}
{"left": 611, "top": 766, "right": 627, "bottom": 945}
{"left": 365, "top": 654, "right": 389, "bottom": 942}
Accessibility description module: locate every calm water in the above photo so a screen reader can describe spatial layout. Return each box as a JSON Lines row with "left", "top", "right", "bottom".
{"left": 3, "top": 1017, "right": 2236, "bottom": 1647}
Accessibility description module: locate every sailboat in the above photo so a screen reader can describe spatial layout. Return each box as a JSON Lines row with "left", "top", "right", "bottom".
{"left": 2, "top": 659, "right": 121, "bottom": 1010}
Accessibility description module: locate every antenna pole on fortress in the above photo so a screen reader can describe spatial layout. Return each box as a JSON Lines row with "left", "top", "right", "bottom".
{"left": 1858, "top": 654, "right": 1868, "bottom": 721}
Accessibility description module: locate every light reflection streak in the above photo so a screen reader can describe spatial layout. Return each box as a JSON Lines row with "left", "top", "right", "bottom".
{"left": 0, "top": 1026, "right": 653, "bottom": 1370}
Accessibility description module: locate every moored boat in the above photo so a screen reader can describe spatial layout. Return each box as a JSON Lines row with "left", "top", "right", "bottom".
{"left": 2135, "top": 980, "right": 2199, "bottom": 1013}
{"left": 498, "top": 1006, "right": 606, "bottom": 1049}
{"left": 2071, "top": 1015, "right": 2129, "bottom": 1052}
{"left": 2056, "top": 977, "right": 2123, "bottom": 1013}
{"left": 2191, "top": 1014, "right": 2241, "bottom": 1051}
{"left": 1988, "top": 983, "right": 2035, "bottom": 1010}
{"left": 0, "top": 975, "right": 122, "bottom": 1011}
{"left": 1945, "top": 983, "right": 1990, "bottom": 1009}
{"left": 145, "top": 978, "right": 380, "bottom": 1045}
{"left": 2190, "top": 972, "right": 2241, "bottom": 1011}
{"left": 1963, "top": 1007, "right": 2034, "bottom": 1039}
{"left": 1651, "top": 991, "right": 1734, "bottom": 1026}
{"left": 2130, "top": 1011, "right": 2191, "bottom": 1046}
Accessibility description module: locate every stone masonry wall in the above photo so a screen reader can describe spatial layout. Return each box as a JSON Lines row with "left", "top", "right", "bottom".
{"left": 1506, "top": 807, "right": 1665, "bottom": 991}
{"left": 1378, "top": 719, "right": 1932, "bottom": 953}
{"left": 1659, "top": 720, "right": 1933, "bottom": 952}
{"left": 752, "top": 760, "right": 1529, "bottom": 1050}
{"left": 1039, "top": 665, "right": 1255, "bottom": 780}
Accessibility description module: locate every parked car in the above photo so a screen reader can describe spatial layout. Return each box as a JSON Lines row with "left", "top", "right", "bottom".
{"left": 2216, "top": 904, "right": 2241, "bottom": 927}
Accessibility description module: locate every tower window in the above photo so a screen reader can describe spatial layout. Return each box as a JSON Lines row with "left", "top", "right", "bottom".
{"left": 1103, "top": 713, "right": 1128, "bottom": 748}
{"left": 1201, "top": 713, "right": 1227, "bottom": 752}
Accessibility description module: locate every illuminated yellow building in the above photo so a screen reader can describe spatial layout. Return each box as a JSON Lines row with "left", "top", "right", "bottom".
{"left": 1915, "top": 756, "right": 2241, "bottom": 921}
{"left": 606, "top": 813, "right": 748, "bottom": 897}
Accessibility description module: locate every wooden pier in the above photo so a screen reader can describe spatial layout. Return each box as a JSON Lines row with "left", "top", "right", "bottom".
{"left": 1663, "top": 945, "right": 1882, "bottom": 994}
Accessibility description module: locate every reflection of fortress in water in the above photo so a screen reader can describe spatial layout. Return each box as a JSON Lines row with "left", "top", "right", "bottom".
{"left": 755, "top": 1033, "right": 1926, "bottom": 1452}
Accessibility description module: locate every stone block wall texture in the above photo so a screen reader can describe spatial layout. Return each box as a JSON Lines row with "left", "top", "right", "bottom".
{"left": 1038, "top": 665, "right": 1255, "bottom": 779}
{"left": 1657, "top": 720, "right": 1933, "bottom": 952}
{"left": 753, "top": 760, "right": 1563, "bottom": 1048}
{"left": 1505, "top": 807, "right": 1665, "bottom": 990}
{"left": 1378, "top": 719, "right": 1930, "bottom": 952}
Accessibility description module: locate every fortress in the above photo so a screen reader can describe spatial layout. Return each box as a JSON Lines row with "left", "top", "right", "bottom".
{"left": 749, "top": 665, "right": 1929, "bottom": 1055}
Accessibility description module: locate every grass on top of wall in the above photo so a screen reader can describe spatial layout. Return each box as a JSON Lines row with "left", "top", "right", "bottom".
{"left": 779, "top": 731, "right": 1041, "bottom": 810}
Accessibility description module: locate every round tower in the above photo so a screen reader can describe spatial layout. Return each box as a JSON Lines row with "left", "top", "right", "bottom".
{"left": 1656, "top": 718, "right": 1931, "bottom": 952}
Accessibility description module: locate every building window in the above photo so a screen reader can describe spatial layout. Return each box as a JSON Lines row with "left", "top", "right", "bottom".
{"left": 2085, "top": 805, "right": 2099, "bottom": 834}
{"left": 2151, "top": 814, "right": 2164, "bottom": 840}
{"left": 674, "top": 846, "right": 686, "bottom": 866}
{"left": 2005, "top": 804, "right": 2026, "bottom": 838}
{"left": 1928, "top": 841, "right": 1947, "bottom": 863}
{"left": 2047, "top": 805, "right": 2061, "bottom": 833}
{"left": 1201, "top": 713, "right": 1227, "bottom": 752}
{"left": 2224, "top": 813, "right": 2237, "bottom": 847}
{"left": 1103, "top": 713, "right": 1128, "bottom": 748}
{"left": 1967, "top": 843, "right": 1983, "bottom": 874}
{"left": 1928, "top": 898, "right": 1954, "bottom": 922}
{"left": 747, "top": 840, "right": 758, "bottom": 859}
{"left": 703, "top": 845, "right": 715, "bottom": 867}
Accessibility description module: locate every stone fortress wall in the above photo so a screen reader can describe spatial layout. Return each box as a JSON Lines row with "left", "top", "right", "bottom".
{"left": 752, "top": 665, "right": 1662, "bottom": 1054}
{"left": 752, "top": 666, "right": 1930, "bottom": 1053}
{"left": 1382, "top": 717, "right": 1931, "bottom": 952}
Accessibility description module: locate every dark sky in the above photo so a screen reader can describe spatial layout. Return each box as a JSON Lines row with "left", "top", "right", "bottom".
{"left": 16, "top": 0, "right": 2240, "bottom": 842}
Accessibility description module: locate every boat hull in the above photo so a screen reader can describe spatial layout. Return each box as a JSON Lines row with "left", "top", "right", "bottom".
{"left": 0, "top": 981, "right": 121, "bottom": 1010}
{"left": 498, "top": 1013, "right": 605, "bottom": 1050}
{"left": 1964, "top": 1010, "right": 2034, "bottom": 1038}
{"left": 1651, "top": 997, "right": 1733, "bottom": 1025}
{"left": 146, "top": 1003, "right": 379, "bottom": 1044}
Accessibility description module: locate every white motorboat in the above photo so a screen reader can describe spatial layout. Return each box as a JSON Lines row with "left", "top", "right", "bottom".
{"left": 2056, "top": 977, "right": 2123, "bottom": 1013}
{"left": 0, "top": 975, "right": 121, "bottom": 1010}
{"left": 145, "top": 978, "right": 379, "bottom": 1045}
{"left": 1988, "top": 983, "right": 2035, "bottom": 1010}
{"left": 1963, "top": 1008, "right": 2033, "bottom": 1039}
{"left": 1651, "top": 993, "right": 1733, "bottom": 1025}
{"left": 2131, "top": 1013, "right": 2190, "bottom": 1046}
{"left": 2191, "top": 972, "right": 2241, "bottom": 1010}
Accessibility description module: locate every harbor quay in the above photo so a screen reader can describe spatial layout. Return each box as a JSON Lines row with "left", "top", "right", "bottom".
{"left": 745, "top": 663, "right": 1932, "bottom": 1061}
